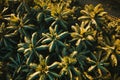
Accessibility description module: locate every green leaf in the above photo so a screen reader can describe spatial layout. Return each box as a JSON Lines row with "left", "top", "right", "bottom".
{"left": 37, "top": 13, "right": 44, "bottom": 23}
{"left": 45, "top": 55, "right": 49, "bottom": 64}
{"left": 17, "top": 53, "right": 21, "bottom": 64}
{"left": 17, "top": 48, "right": 25, "bottom": 53}
{"left": 71, "top": 67, "right": 80, "bottom": 76}
{"left": 10, "top": 57, "right": 18, "bottom": 66}
{"left": 59, "top": 20, "right": 67, "bottom": 30}
{"left": 24, "top": 2, "right": 31, "bottom": 12}
{"left": 31, "top": 32, "right": 37, "bottom": 46}
{"left": 103, "top": 63, "right": 109, "bottom": 66}
{"left": 45, "top": 17, "right": 54, "bottom": 23}
{"left": 51, "top": 20, "right": 57, "bottom": 27}
{"left": 47, "top": 73, "right": 54, "bottom": 80}
{"left": 99, "top": 65, "right": 109, "bottom": 73}
{"left": 49, "top": 41, "right": 55, "bottom": 52}
{"left": 39, "top": 54, "right": 44, "bottom": 62}
{"left": 30, "top": 63, "right": 37, "bottom": 69}
{"left": 35, "top": 45, "right": 48, "bottom": 51}
{"left": 49, "top": 71, "right": 60, "bottom": 78}
{"left": 85, "top": 40, "right": 92, "bottom": 46}
{"left": 26, "top": 52, "right": 33, "bottom": 65}
{"left": 24, "top": 36, "right": 31, "bottom": 43}
{"left": 79, "top": 50, "right": 90, "bottom": 55}
{"left": 68, "top": 69, "right": 73, "bottom": 80}
{"left": 48, "top": 62, "right": 59, "bottom": 69}
{"left": 91, "top": 53, "right": 97, "bottom": 61}
{"left": 42, "top": 33, "right": 50, "bottom": 38}
{"left": 41, "top": 38, "right": 52, "bottom": 44}
{"left": 5, "top": 30, "right": 18, "bottom": 37}
{"left": 28, "top": 71, "right": 40, "bottom": 80}
{"left": 49, "top": 27, "right": 54, "bottom": 34}
{"left": 18, "top": 43, "right": 25, "bottom": 48}
{"left": 24, "top": 48, "right": 31, "bottom": 54}
{"left": 3, "top": 39, "right": 8, "bottom": 47}
{"left": 24, "top": 25, "right": 35, "bottom": 30}
{"left": 57, "top": 40, "right": 65, "bottom": 47}
{"left": 17, "top": 66, "right": 21, "bottom": 73}
{"left": 16, "top": 2, "right": 24, "bottom": 13}
{"left": 54, "top": 25, "right": 58, "bottom": 33}
{"left": 24, "top": 19, "right": 31, "bottom": 25}
{"left": 57, "top": 31, "right": 68, "bottom": 40}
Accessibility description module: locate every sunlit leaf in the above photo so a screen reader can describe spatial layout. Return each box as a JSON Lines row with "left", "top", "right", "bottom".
{"left": 111, "top": 54, "right": 117, "bottom": 67}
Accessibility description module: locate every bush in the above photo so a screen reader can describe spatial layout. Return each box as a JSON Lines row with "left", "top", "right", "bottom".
{"left": 0, "top": 0, "right": 120, "bottom": 80}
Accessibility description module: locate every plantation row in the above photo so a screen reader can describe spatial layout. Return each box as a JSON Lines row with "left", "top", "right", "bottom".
{"left": 0, "top": 0, "right": 120, "bottom": 80}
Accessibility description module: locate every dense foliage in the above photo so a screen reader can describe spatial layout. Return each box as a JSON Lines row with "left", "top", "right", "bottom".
{"left": 0, "top": 0, "right": 120, "bottom": 80}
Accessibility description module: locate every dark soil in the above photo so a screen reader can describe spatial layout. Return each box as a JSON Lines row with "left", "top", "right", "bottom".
{"left": 79, "top": 0, "right": 120, "bottom": 17}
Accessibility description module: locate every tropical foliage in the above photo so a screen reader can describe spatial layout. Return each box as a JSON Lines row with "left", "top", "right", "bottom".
{"left": 0, "top": 0, "right": 120, "bottom": 80}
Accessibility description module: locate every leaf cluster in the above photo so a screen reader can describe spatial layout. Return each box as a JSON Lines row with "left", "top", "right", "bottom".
{"left": 0, "top": 0, "right": 120, "bottom": 80}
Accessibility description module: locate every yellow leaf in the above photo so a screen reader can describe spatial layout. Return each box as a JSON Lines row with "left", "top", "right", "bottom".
{"left": 111, "top": 54, "right": 117, "bottom": 67}
{"left": 84, "top": 72, "right": 94, "bottom": 80}
{"left": 10, "top": 14, "right": 19, "bottom": 22}
{"left": 88, "top": 65, "right": 96, "bottom": 72}
{"left": 98, "top": 68, "right": 102, "bottom": 77}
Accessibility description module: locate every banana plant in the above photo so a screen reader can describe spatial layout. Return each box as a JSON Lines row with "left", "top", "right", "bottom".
{"left": 34, "top": 0, "right": 52, "bottom": 27}
{"left": 0, "top": 22, "right": 16, "bottom": 47}
{"left": 6, "top": 7, "right": 36, "bottom": 39}
{"left": 107, "top": 20, "right": 120, "bottom": 38}
{"left": 17, "top": 32, "right": 48, "bottom": 64}
{"left": 99, "top": 37, "right": 120, "bottom": 67}
{"left": 41, "top": 25, "right": 69, "bottom": 52}
{"left": 7, "top": 53, "right": 29, "bottom": 80}
{"left": 0, "top": 22, "right": 9, "bottom": 47}
{"left": 50, "top": 2, "right": 73, "bottom": 29}
{"left": 57, "top": 51, "right": 80, "bottom": 80}
{"left": 17, "top": 1, "right": 37, "bottom": 25}
{"left": 28, "top": 54, "right": 59, "bottom": 80}
{"left": 0, "top": 22, "right": 16, "bottom": 60}
{"left": 78, "top": 4, "right": 107, "bottom": 30}
{"left": 16, "top": 0, "right": 31, "bottom": 16}
{"left": 61, "top": 46, "right": 90, "bottom": 79}
{"left": 85, "top": 51, "right": 111, "bottom": 79}
{"left": 71, "top": 22, "right": 96, "bottom": 47}
{"left": 71, "top": 45, "right": 90, "bottom": 71}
